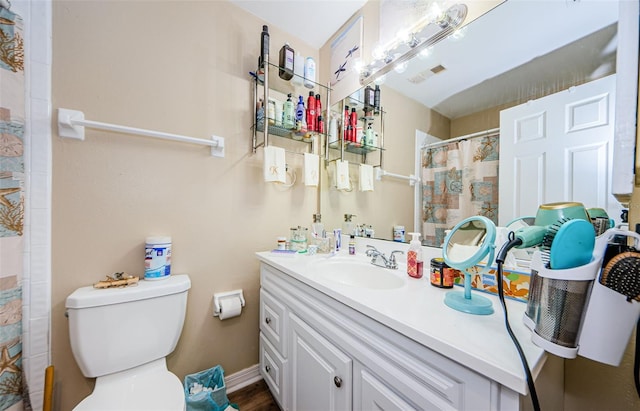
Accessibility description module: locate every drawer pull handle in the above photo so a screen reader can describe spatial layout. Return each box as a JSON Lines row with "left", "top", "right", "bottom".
{"left": 265, "top": 317, "right": 271, "bottom": 324}
{"left": 334, "top": 376, "right": 342, "bottom": 388}
{"left": 265, "top": 365, "right": 271, "bottom": 373}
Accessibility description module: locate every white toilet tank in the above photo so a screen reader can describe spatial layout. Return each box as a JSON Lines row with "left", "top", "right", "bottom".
{"left": 66, "top": 274, "right": 191, "bottom": 378}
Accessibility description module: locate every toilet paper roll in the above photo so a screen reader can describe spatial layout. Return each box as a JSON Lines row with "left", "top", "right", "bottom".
{"left": 218, "top": 297, "right": 242, "bottom": 320}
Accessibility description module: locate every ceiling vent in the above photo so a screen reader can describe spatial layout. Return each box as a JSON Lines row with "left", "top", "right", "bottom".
{"left": 431, "top": 64, "right": 447, "bottom": 74}
{"left": 407, "top": 64, "right": 447, "bottom": 84}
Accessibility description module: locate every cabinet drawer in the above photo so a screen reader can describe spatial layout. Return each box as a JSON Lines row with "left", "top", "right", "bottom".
{"left": 260, "top": 333, "right": 287, "bottom": 410}
{"left": 260, "top": 288, "right": 287, "bottom": 355}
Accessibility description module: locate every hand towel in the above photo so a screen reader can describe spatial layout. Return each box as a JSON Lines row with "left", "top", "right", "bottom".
{"left": 359, "top": 164, "right": 374, "bottom": 191}
{"left": 304, "top": 153, "right": 320, "bottom": 187}
{"left": 336, "top": 159, "right": 350, "bottom": 191}
{"left": 263, "top": 146, "right": 286, "bottom": 183}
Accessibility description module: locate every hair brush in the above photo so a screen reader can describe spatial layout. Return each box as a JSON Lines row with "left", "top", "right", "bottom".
{"left": 540, "top": 218, "right": 596, "bottom": 269}
{"left": 600, "top": 251, "right": 640, "bottom": 302}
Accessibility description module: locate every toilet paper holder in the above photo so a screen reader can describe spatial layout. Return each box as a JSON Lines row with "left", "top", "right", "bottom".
{"left": 213, "top": 289, "right": 245, "bottom": 317}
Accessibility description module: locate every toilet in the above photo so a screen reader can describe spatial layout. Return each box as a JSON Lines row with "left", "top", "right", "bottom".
{"left": 66, "top": 274, "right": 191, "bottom": 411}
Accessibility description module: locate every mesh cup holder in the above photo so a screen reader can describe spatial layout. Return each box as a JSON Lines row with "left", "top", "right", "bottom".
{"left": 533, "top": 276, "right": 593, "bottom": 348}
{"left": 525, "top": 270, "right": 542, "bottom": 326}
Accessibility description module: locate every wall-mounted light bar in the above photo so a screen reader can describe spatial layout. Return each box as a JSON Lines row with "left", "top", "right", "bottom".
{"left": 359, "top": 3, "right": 468, "bottom": 86}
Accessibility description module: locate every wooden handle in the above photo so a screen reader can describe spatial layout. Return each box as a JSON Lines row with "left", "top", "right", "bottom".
{"left": 43, "top": 365, "right": 54, "bottom": 411}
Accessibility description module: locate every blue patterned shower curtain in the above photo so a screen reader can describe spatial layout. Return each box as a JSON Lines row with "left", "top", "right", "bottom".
{"left": 0, "top": 5, "right": 28, "bottom": 410}
{"left": 420, "top": 135, "right": 500, "bottom": 247}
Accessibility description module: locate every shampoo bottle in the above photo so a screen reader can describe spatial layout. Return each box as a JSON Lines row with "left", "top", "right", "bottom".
{"left": 292, "top": 52, "right": 304, "bottom": 86}
{"left": 407, "top": 232, "right": 423, "bottom": 279}
{"left": 283, "top": 93, "right": 295, "bottom": 129}
{"left": 279, "top": 43, "right": 294, "bottom": 80}
{"left": 304, "top": 57, "right": 316, "bottom": 88}
{"left": 328, "top": 113, "right": 339, "bottom": 148}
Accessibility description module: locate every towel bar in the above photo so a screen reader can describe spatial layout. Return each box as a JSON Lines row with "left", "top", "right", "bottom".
{"left": 57, "top": 108, "right": 225, "bottom": 157}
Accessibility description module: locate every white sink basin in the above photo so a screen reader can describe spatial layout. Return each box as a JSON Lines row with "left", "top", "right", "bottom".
{"left": 311, "top": 258, "right": 405, "bottom": 290}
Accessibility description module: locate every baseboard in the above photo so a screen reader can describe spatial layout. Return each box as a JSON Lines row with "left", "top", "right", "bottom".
{"left": 225, "top": 364, "right": 262, "bottom": 394}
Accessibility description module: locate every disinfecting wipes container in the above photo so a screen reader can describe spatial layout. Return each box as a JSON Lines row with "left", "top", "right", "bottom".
{"left": 145, "top": 236, "right": 172, "bottom": 280}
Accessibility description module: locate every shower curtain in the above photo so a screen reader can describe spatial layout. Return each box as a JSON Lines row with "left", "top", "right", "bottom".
{"left": 0, "top": 6, "right": 28, "bottom": 410}
{"left": 420, "top": 135, "right": 499, "bottom": 247}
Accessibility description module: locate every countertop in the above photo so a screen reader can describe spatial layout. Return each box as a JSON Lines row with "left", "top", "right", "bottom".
{"left": 256, "top": 236, "right": 547, "bottom": 396}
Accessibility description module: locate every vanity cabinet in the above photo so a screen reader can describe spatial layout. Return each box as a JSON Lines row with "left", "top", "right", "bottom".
{"left": 258, "top": 262, "right": 520, "bottom": 411}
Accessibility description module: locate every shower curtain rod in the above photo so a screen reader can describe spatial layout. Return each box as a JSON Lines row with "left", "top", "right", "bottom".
{"left": 57, "top": 108, "right": 225, "bottom": 157}
{"left": 422, "top": 127, "right": 500, "bottom": 150}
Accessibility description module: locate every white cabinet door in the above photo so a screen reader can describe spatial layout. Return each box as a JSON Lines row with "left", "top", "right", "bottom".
{"left": 289, "top": 313, "right": 352, "bottom": 411}
{"left": 357, "top": 368, "right": 417, "bottom": 411}
{"left": 499, "top": 74, "right": 620, "bottom": 225}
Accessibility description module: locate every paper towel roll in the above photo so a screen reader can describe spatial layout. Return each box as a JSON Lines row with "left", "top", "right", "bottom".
{"left": 218, "top": 297, "right": 242, "bottom": 320}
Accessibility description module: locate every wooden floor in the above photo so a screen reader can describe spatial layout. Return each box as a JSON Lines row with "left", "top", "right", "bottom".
{"left": 228, "top": 379, "right": 280, "bottom": 411}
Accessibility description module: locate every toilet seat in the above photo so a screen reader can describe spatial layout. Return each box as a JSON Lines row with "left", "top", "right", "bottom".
{"left": 73, "top": 358, "right": 185, "bottom": 411}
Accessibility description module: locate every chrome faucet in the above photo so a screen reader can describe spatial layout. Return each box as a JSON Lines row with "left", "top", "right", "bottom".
{"left": 366, "top": 245, "right": 404, "bottom": 269}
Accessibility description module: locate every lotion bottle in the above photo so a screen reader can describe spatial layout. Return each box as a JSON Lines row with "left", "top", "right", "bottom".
{"left": 292, "top": 52, "right": 304, "bottom": 86}
{"left": 283, "top": 94, "right": 295, "bottom": 129}
{"left": 304, "top": 57, "right": 316, "bottom": 88}
{"left": 407, "top": 232, "right": 424, "bottom": 279}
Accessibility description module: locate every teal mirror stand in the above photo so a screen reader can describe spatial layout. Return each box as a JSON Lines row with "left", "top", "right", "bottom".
{"left": 442, "top": 216, "right": 497, "bottom": 316}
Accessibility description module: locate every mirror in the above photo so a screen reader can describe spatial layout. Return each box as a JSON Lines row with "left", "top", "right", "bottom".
{"left": 442, "top": 216, "right": 496, "bottom": 315}
{"left": 320, "top": 0, "right": 632, "bottom": 243}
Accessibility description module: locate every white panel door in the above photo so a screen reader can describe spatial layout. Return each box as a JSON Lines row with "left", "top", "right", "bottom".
{"left": 499, "top": 74, "right": 620, "bottom": 225}
{"left": 289, "top": 313, "right": 352, "bottom": 411}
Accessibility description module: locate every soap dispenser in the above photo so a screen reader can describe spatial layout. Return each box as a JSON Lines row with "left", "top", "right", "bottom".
{"left": 407, "top": 232, "right": 424, "bottom": 279}
{"left": 343, "top": 214, "right": 356, "bottom": 236}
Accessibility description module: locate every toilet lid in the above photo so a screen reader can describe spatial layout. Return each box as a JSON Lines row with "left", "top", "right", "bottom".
{"left": 73, "top": 365, "right": 185, "bottom": 411}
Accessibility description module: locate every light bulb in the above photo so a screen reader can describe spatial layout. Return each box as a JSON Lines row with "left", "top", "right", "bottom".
{"left": 372, "top": 44, "right": 386, "bottom": 61}
{"left": 394, "top": 61, "right": 408, "bottom": 74}
{"left": 418, "top": 46, "right": 432, "bottom": 60}
{"left": 352, "top": 58, "right": 364, "bottom": 73}
{"left": 449, "top": 26, "right": 467, "bottom": 41}
{"left": 397, "top": 28, "right": 411, "bottom": 44}
{"left": 374, "top": 74, "right": 386, "bottom": 86}
{"left": 426, "top": 1, "right": 444, "bottom": 23}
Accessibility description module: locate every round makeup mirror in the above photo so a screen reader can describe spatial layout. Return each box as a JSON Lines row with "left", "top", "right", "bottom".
{"left": 442, "top": 216, "right": 497, "bottom": 315}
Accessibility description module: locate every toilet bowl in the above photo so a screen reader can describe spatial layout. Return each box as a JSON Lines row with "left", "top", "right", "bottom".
{"left": 73, "top": 358, "right": 185, "bottom": 411}
{"left": 66, "top": 274, "right": 191, "bottom": 411}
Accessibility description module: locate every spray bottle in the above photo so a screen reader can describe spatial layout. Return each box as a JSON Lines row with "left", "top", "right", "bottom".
{"left": 407, "top": 232, "right": 423, "bottom": 278}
